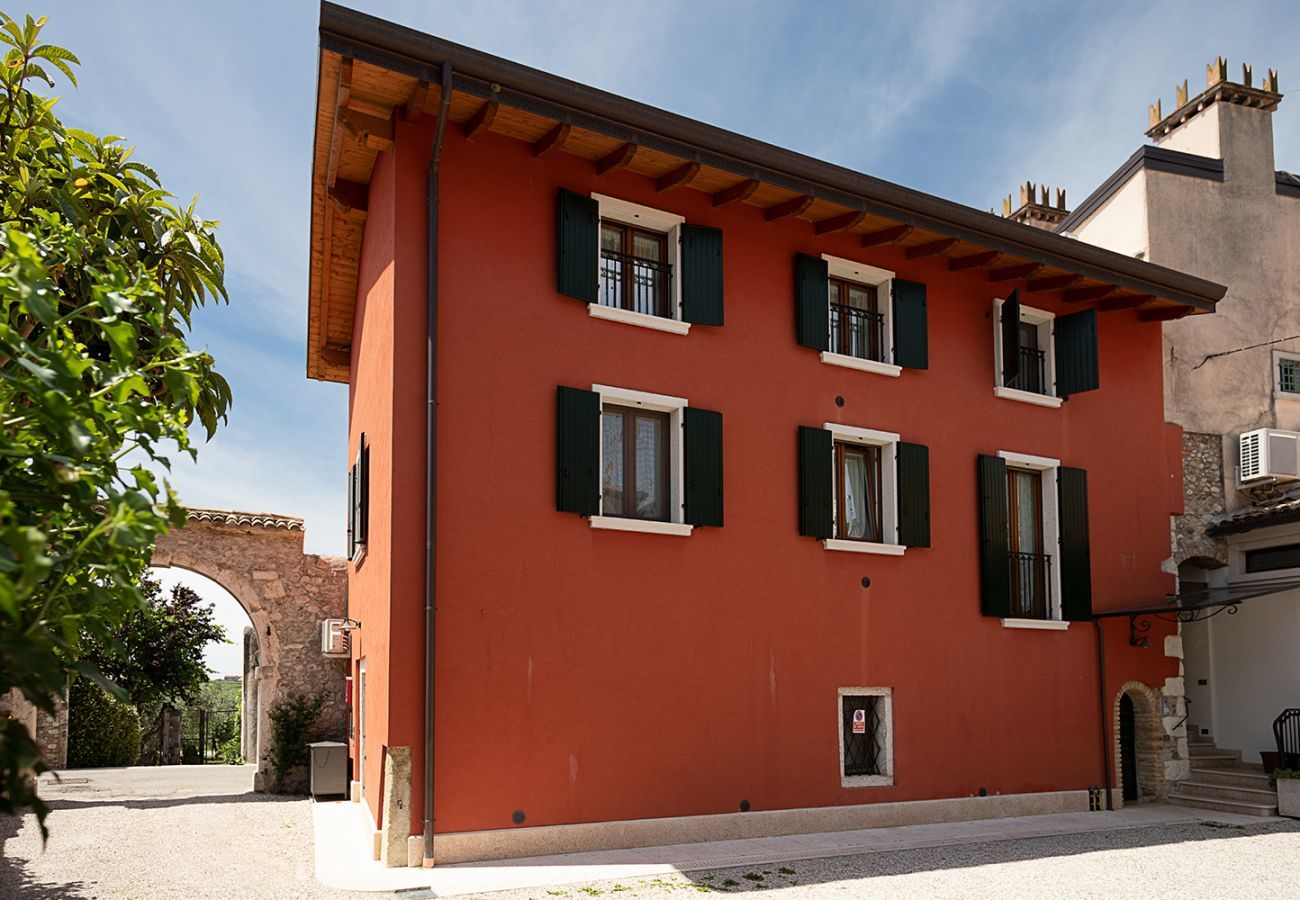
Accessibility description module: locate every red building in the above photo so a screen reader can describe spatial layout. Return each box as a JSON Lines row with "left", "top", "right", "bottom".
{"left": 306, "top": 4, "right": 1225, "bottom": 866}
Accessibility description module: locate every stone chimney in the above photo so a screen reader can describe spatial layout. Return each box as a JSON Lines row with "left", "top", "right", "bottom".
{"left": 1147, "top": 58, "right": 1282, "bottom": 189}
{"left": 998, "top": 182, "right": 1070, "bottom": 230}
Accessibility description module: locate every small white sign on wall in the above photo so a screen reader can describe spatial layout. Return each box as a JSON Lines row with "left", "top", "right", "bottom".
{"left": 852, "top": 709, "right": 866, "bottom": 734}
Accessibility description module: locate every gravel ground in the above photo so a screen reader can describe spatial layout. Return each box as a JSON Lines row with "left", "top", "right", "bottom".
{"left": 469, "top": 819, "right": 1300, "bottom": 900}
{"left": 0, "top": 766, "right": 401, "bottom": 900}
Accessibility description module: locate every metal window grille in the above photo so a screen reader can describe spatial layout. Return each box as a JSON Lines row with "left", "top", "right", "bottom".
{"left": 829, "top": 302, "right": 886, "bottom": 362}
{"left": 1010, "top": 551, "right": 1052, "bottom": 619}
{"left": 841, "top": 695, "right": 883, "bottom": 776}
{"left": 1281, "top": 359, "right": 1300, "bottom": 393}
{"left": 599, "top": 248, "right": 672, "bottom": 318}
{"left": 1008, "top": 346, "right": 1048, "bottom": 395}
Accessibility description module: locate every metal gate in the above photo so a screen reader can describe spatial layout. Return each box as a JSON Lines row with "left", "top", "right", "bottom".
{"left": 181, "top": 699, "right": 241, "bottom": 764}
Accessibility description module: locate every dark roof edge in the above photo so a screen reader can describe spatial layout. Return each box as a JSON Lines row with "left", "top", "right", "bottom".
{"left": 1278, "top": 171, "right": 1300, "bottom": 198}
{"left": 1057, "top": 146, "right": 1224, "bottom": 233}
{"left": 1206, "top": 504, "right": 1300, "bottom": 537}
{"left": 318, "top": 2, "right": 1225, "bottom": 312}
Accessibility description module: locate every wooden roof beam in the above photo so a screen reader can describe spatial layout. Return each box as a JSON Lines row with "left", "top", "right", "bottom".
{"left": 712, "top": 178, "right": 759, "bottom": 207}
{"left": 339, "top": 107, "right": 394, "bottom": 152}
{"left": 533, "top": 122, "right": 570, "bottom": 158}
{"left": 1027, "top": 274, "right": 1082, "bottom": 293}
{"left": 324, "top": 59, "right": 353, "bottom": 189}
{"left": 1064, "top": 284, "right": 1118, "bottom": 302}
{"left": 948, "top": 251, "right": 999, "bottom": 271}
{"left": 1098, "top": 294, "right": 1154, "bottom": 312}
{"left": 329, "top": 178, "right": 369, "bottom": 215}
{"left": 1139, "top": 305, "right": 1191, "bottom": 322}
{"left": 463, "top": 101, "right": 498, "bottom": 140}
{"left": 320, "top": 344, "right": 352, "bottom": 368}
{"left": 906, "top": 237, "right": 958, "bottom": 260}
{"left": 764, "top": 194, "right": 813, "bottom": 222}
{"left": 988, "top": 262, "right": 1043, "bottom": 282}
{"left": 860, "top": 224, "right": 912, "bottom": 247}
{"left": 656, "top": 161, "right": 699, "bottom": 192}
{"left": 596, "top": 142, "right": 638, "bottom": 175}
{"left": 815, "top": 211, "right": 866, "bottom": 235}
{"left": 402, "top": 80, "right": 431, "bottom": 122}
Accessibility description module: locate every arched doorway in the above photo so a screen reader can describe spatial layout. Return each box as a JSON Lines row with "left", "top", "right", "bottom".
{"left": 1113, "top": 681, "right": 1165, "bottom": 803}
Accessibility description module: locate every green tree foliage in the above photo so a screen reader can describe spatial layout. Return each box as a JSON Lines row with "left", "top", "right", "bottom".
{"left": 66, "top": 678, "right": 141, "bottom": 769}
{"left": 83, "top": 577, "right": 228, "bottom": 711}
{"left": 0, "top": 13, "right": 231, "bottom": 833}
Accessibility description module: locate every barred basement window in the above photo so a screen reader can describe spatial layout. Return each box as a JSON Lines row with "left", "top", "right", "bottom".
{"left": 837, "top": 687, "right": 893, "bottom": 787}
{"left": 1276, "top": 352, "right": 1300, "bottom": 399}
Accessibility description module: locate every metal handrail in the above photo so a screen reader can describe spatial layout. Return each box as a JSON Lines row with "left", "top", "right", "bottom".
{"left": 1010, "top": 550, "right": 1052, "bottom": 619}
{"left": 1009, "top": 346, "right": 1047, "bottom": 395}
{"left": 829, "top": 302, "right": 886, "bottom": 362}
{"left": 599, "top": 248, "right": 672, "bottom": 318}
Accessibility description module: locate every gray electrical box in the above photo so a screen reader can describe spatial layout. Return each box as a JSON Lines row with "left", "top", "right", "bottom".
{"left": 308, "top": 741, "right": 348, "bottom": 799}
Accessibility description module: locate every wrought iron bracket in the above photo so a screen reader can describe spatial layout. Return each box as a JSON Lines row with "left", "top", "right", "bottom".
{"left": 1128, "top": 602, "right": 1238, "bottom": 647}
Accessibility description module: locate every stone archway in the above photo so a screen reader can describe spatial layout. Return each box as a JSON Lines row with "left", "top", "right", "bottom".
{"left": 150, "top": 508, "right": 347, "bottom": 790}
{"left": 1113, "top": 681, "right": 1166, "bottom": 804}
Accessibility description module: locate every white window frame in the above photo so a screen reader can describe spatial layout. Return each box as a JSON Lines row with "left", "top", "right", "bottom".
{"left": 997, "top": 450, "right": 1066, "bottom": 629}
{"left": 1226, "top": 522, "right": 1300, "bottom": 582}
{"left": 1273, "top": 350, "right": 1300, "bottom": 401}
{"left": 819, "top": 255, "right": 901, "bottom": 378}
{"left": 837, "top": 687, "right": 894, "bottom": 788}
{"left": 822, "top": 423, "right": 905, "bottom": 556}
{"left": 992, "top": 298, "right": 1062, "bottom": 409}
{"left": 589, "top": 194, "right": 688, "bottom": 335}
{"left": 589, "top": 384, "right": 692, "bottom": 537}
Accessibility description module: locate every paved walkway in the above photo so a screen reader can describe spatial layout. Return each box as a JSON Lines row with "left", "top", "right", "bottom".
{"left": 314, "top": 802, "right": 1271, "bottom": 897}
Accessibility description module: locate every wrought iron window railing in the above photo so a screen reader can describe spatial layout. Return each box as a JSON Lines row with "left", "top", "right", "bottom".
{"left": 842, "top": 696, "right": 883, "bottom": 776}
{"left": 1008, "top": 346, "right": 1048, "bottom": 395}
{"left": 599, "top": 249, "right": 672, "bottom": 319}
{"left": 829, "top": 302, "right": 886, "bottom": 363}
{"left": 1010, "top": 550, "right": 1052, "bottom": 619}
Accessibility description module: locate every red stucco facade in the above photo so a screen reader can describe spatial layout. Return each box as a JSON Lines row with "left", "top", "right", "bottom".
{"left": 344, "top": 117, "right": 1180, "bottom": 842}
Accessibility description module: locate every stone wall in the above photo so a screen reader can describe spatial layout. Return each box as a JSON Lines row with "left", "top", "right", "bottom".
{"left": 1175, "top": 431, "right": 1228, "bottom": 567}
{"left": 33, "top": 690, "right": 68, "bottom": 770}
{"left": 1113, "top": 680, "right": 1168, "bottom": 803}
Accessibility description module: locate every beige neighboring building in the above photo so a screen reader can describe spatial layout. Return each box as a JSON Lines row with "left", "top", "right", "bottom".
{"left": 1057, "top": 58, "right": 1300, "bottom": 800}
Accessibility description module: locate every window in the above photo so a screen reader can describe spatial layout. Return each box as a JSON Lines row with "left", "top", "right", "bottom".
{"left": 1245, "top": 542, "right": 1300, "bottom": 573}
{"left": 1275, "top": 351, "right": 1300, "bottom": 399}
{"left": 828, "top": 277, "right": 885, "bottom": 364}
{"left": 601, "top": 405, "right": 669, "bottom": 521}
{"left": 838, "top": 688, "right": 893, "bottom": 787}
{"left": 993, "top": 295, "right": 1061, "bottom": 408}
{"left": 600, "top": 221, "right": 671, "bottom": 319}
{"left": 835, "top": 441, "right": 883, "bottom": 543}
{"left": 1008, "top": 467, "right": 1050, "bottom": 618}
{"left": 347, "top": 434, "right": 369, "bottom": 564}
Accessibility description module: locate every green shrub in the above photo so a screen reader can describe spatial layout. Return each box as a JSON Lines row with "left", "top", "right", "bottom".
{"left": 266, "top": 693, "right": 325, "bottom": 792}
{"left": 67, "top": 679, "right": 141, "bottom": 768}
{"left": 216, "top": 736, "right": 242, "bottom": 765}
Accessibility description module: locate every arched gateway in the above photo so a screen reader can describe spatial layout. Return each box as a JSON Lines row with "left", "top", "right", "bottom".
{"left": 149, "top": 508, "right": 348, "bottom": 789}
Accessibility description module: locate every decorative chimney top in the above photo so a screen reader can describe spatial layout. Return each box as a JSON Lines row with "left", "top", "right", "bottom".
{"left": 998, "top": 181, "right": 1069, "bottom": 230}
{"left": 1147, "top": 57, "right": 1281, "bottom": 139}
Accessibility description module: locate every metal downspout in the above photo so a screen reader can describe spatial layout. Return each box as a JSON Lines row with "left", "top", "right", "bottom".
{"left": 424, "top": 60, "right": 452, "bottom": 866}
{"left": 1094, "top": 619, "right": 1114, "bottom": 810}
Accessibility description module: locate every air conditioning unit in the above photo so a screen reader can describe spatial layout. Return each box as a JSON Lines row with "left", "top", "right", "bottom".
{"left": 321, "top": 619, "right": 351, "bottom": 658}
{"left": 1239, "top": 428, "right": 1300, "bottom": 484}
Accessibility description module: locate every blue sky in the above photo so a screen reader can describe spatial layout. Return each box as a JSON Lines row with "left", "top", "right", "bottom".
{"left": 38, "top": 0, "right": 1299, "bottom": 574}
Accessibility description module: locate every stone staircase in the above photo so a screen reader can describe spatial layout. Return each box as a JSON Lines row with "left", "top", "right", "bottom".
{"left": 1168, "top": 728, "right": 1278, "bottom": 817}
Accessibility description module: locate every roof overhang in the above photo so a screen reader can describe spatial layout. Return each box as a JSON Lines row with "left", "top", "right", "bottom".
{"left": 306, "top": 2, "right": 1228, "bottom": 383}
{"left": 1094, "top": 578, "right": 1300, "bottom": 629}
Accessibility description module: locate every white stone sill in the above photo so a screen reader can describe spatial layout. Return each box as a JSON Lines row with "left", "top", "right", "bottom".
{"left": 587, "top": 304, "right": 690, "bottom": 335}
{"left": 823, "top": 539, "right": 906, "bottom": 556}
{"left": 841, "top": 774, "right": 896, "bottom": 788}
{"left": 1274, "top": 391, "right": 1300, "bottom": 401}
{"left": 590, "top": 516, "right": 693, "bottom": 537}
{"left": 819, "top": 351, "right": 901, "bottom": 378}
{"left": 993, "top": 386, "right": 1063, "bottom": 409}
{"left": 1000, "top": 618, "right": 1070, "bottom": 631}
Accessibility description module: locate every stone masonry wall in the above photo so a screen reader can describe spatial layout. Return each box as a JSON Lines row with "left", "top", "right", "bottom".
{"left": 1175, "top": 431, "right": 1228, "bottom": 566}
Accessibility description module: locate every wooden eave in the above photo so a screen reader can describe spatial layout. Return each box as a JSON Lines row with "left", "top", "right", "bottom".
{"left": 306, "top": 4, "right": 1226, "bottom": 383}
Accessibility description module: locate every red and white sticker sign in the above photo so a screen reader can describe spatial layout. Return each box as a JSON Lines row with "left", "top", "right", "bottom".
{"left": 852, "top": 709, "right": 866, "bottom": 734}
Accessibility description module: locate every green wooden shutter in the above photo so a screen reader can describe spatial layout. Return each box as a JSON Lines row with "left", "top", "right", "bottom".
{"left": 1058, "top": 466, "right": 1093, "bottom": 621}
{"left": 357, "top": 438, "right": 369, "bottom": 546}
{"left": 896, "top": 442, "right": 931, "bottom": 547}
{"left": 684, "top": 407, "right": 723, "bottom": 526}
{"left": 795, "top": 253, "right": 829, "bottom": 350}
{"left": 1000, "top": 288, "right": 1021, "bottom": 384}
{"left": 1055, "top": 308, "right": 1100, "bottom": 399}
{"left": 977, "top": 454, "right": 1012, "bottom": 617}
{"left": 556, "top": 386, "right": 600, "bottom": 515}
{"left": 556, "top": 189, "right": 598, "bottom": 303}
{"left": 681, "top": 225, "right": 724, "bottom": 326}
{"left": 798, "top": 426, "right": 833, "bottom": 539}
{"left": 892, "top": 280, "right": 929, "bottom": 370}
{"left": 347, "top": 462, "right": 355, "bottom": 559}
